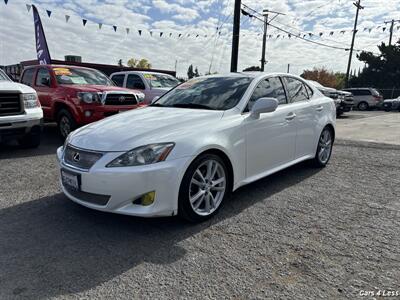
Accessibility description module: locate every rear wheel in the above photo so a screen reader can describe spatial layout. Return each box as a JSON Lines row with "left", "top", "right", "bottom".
{"left": 57, "top": 109, "right": 76, "bottom": 140}
{"left": 358, "top": 102, "right": 369, "bottom": 111}
{"left": 178, "top": 154, "right": 230, "bottom": 222}
{"left": 312, "top": 127, "right": 333, "bottom": 168}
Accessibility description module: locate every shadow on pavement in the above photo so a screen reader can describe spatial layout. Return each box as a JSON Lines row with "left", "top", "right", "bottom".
{"left": 0, "top": 162, "right": 321, "bottom": 299}
{"left": 0, "top": 124, "right": 61, "bottom": 160}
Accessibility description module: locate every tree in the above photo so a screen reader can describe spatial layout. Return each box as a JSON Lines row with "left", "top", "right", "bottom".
{"left": 194, "top": 67, "right": 200, "bottom": 77}
{"left": 127, "top": 58, "right": 152, "bottom": 69}
{"left": 243, "top": 66, "right": 262, "bottom": 71}
{"left": 301, "top": 67, "right": 339, "bottom": 88}
{"left": 118, "top": 59, "right": 124, "bottom": 67}
{"left": 187, "top": 64, "right": 195, "bottom": 79}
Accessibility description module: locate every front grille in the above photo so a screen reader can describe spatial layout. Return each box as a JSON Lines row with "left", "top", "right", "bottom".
{"left": 64, "top": 185, "right": 110, "bottom": 206}
{"left": 105, "top": 93, "right": 138, "bottom": 106}
{"left": 64, "top": 145, "right": 103, "bottom": 170}
{"left": 0, "top": 93, "right": 22, "bottom": 116}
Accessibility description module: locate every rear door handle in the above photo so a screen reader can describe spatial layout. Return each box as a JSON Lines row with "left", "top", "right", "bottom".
{"left": 285, "top": 113, "right": 296, "bottom": 121}
{"left": 316, "top": 106, "right": 323, "bottom": 111}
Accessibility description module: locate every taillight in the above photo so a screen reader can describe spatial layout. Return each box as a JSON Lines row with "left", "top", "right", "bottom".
{"left": 373, "top": 95, "right": 382, "bottom": 101}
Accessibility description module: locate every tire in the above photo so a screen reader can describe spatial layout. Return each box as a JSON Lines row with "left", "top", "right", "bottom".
{"left": 178, "top": 153, "right": 231, "bottom": 222}
{"left": 18, "top": 132, "right": 41, "bottom": 148}
{"left": 357, "top": 102, "right": 369, "bottom": 111}
{"left": 57, "top": 109, "right": 77, "bottom": 140}
{"left": 312, "top": 127, "right": 333, "bottom": 168}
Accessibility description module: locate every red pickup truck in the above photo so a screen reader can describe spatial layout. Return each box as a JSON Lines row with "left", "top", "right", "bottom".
{"left": 20, "top": 65, "right": 144, "bottom": 138}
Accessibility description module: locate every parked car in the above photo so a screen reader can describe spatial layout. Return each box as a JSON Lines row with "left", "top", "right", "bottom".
{"left": 307, "top": 80, "right": 354, "bottom": 116}
{"left": 382, "top": 96, "right": 400, "bottom": 112}
{"left": 342, "top": 87, "right": 383, "bottom": 111}
{"left": 110, "top": 71, "right": 180, "bottom": 104}
{"left": 20, "top": 65, "right": 145, "bottom": 138}
{"left": 0, "top": 69, "right": 43, "bottom": 148}
{"left": 57, "top": 73, "right": 336, "bottom": 222}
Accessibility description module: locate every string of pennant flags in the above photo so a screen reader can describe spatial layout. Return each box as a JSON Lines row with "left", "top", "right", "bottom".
{"left": 3, "top": 0, "right": 399, "bottom": 41}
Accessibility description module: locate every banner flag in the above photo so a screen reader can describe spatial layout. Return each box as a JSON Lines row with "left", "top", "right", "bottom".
{"left": 46, "top": 10, "right": 52, "bottom": 17}
{"left": 26, "top": 4, "right": 32, "bottom": 12}
{"left": 32, "top": 5, "right": 51, "bottom": 65}
{"left": 82, "top": 19, "right": 87, "bottom": 26}
{"left": 65, "top": 15, "right": 70, "bottom": 23}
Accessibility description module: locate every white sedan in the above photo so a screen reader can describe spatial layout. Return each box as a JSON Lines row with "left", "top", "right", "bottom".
{"left": 57, "top": 73, "right": 336, "bottom": 222}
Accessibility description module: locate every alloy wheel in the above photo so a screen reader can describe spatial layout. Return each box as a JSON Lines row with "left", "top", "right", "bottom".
{"left": 189, "top": 159, "right": 226, "bottom": 216}
{"left": 60, "top": 116, "right": 71, "bottom": 138}
{"left": 318, "top": 129, "right": 332, "bottom": 164}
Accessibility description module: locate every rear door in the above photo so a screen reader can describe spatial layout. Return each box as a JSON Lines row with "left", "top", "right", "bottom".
{"left": 282, "top": 76, "right": 318, "bottom": 159}
{"left": 110, "top": 74, "right": 126, "bottom": 87}
{"left": 34, "top": 67, "right": 53, "bottom": 119}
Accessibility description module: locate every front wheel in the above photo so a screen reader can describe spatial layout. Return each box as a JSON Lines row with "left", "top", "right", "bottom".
{"left": 57, "top": 109, "right": 77, "bottom": 140}
{"left": 358, "top": 102, "right": 369, "bottom": 111}
{"left": 312, "top": 127, "right": 333, "bottom": 168}
{"left": 178, "top": 154, "right": 230, "bottom": 222}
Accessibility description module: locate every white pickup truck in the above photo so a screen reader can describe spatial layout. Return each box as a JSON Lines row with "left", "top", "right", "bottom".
{"left": 0, "top": 69, "right": 43, "bottom": 148}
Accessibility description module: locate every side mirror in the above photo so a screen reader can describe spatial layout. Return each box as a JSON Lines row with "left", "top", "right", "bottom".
{"left": 151, "top": 96, "right": 160, "bottom": 104}
{"left": 250, "top": 97, "right": 279, "bottom": 118}
{"left": 41, "top": 77, "right": 50, "bottom": 87}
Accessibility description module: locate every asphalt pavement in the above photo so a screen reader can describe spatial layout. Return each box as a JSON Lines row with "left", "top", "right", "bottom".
{"left": 0, "top": 120, "right": 399, "bottom": 299}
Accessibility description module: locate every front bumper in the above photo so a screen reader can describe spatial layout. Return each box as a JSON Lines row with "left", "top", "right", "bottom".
{"left": 76, "top": 104, "right": 140, "bottom": 125}
{"left": 57, "top": 146, "right": 191, "bottom": 217}
{"left": 0, "top": 108, "right": 43, "bottom": 141}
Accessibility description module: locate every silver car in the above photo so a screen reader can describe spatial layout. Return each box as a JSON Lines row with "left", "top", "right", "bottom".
{"left": 110, "top": 71, "right": 180, "bottom": 104}
{"left": 342, "top": 88, "right": 383, "bottom": 111}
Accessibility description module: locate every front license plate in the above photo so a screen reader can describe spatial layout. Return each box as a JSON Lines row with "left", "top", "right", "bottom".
{"left": 61, "top": 169, "right": 80, "bottom": 191}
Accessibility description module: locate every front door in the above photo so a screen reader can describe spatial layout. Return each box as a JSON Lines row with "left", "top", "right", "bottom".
{"left": 34, "top": 68, "right": 53, "bottom": 119}
{"left": 245, "top": 76, "right": 297, "bottom": 179}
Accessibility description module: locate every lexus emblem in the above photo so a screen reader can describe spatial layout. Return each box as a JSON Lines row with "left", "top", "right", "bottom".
{"left": 119, "top": 96, "right": 126, "bottom": 102}
{"left": 73, "top": 152, "right": 81, "bottom": 162}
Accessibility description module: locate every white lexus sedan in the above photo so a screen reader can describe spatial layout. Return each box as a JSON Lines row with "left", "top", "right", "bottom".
{"left": 57, "top": 73, "right": 336, "bottom": 222}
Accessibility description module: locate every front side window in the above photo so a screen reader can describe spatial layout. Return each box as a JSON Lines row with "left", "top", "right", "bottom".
{"left": 111, "top": 74, "right": 125, "bottom": 87}
{"left": 54, "top": 67, "right": 113, "bottom": 86}
{"left": 126, "top": 74, "right": 146, "bottom": 90}
{"left": 36, "top": 68, "right": 51, "bottom": 86}
{"left": 143, "top": 73, "right": 180, "bottom": 89}
{"left": 21, "top": 68, "right": 35, "bottom": 86}
{"left": 284, "top": 77, "right": 310, "bottom": 103}
{"left": 152, "top": 76, "right": 252, "bottom": 111}
{"left": 246, "top": 77, "right": 287, "bottom": 111}
{"left": 0, "top": 69, "right": 10, "bottom": 81}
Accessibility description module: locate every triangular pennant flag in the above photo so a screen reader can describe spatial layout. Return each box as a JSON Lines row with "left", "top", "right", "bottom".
{"left": 353, "top": 29, "right": 358, "bottom": 33}
{"left": 126, "top": 28, "right": 130, "bottom": 34}
{"left": 187, "top": 34, "right": 191, "bottom": 37}
{"left": 82, "top": 19, "right": 87, "bottom": 26}
{"left": 303, "top": 34, "right": 307, "bottom": 38}
{"left": 65, "top": 15, "right": 70, "bottom": 23}
{"left": 204, "top": 35, "right": 207, "bottom": 38}
{"left": 377, "top": 26, "right": 381, "bottom": 29}
{"left": 369, "top": 28, "right": 372, "bottom": 33}
{"left": 218, "top": 31, "right": 221, "bottom": 35}
{"left": 397, "top": 26, "right": 400, "bottom": 30}
{"left": 382, "top": 27, "right": 386, "bottom": 32}
{"left": 169, "top": 33, "right": 172, "bottom": 37}
{"left": 288, "top": 34, "right": 291, "bottom": 38}
{"left": 319, "top": 32, "right": 323, "bottom": 36}
{"left": 330, "top": 31, "right": 334, "bottom": 36}
{"left": 196, "top": 34, "right": 199, "bottom": 38}
{"left": 308, "top": 33, "right": 313, "bottom": 37}
{"left": 4, "top": 0, "right": 8, "bottom": 4}
{"left": 26, "top": 4, "right": 32, "bottom": 12}
{"left": 150, "top": 31, "right": 153, "bottom": 36}
{"left": 138, "top": 30, "right": 142, "bottom": 35}
{"left": 99, "top": 23, "right": 103, "bottom": 29}
{"left": 363, "top": 28, "right": 368, "bottom": 32}
{"left": 160, "top": 32, "right": 163, "bottom": 37}
{"left": 113, "top": 25, "right": 117, "bottom": 32}
{"left": 340, "top": 30, "right": 345, "bottom": 34}
{"left": 277, "top": 34, "right": 280, "bottom": 38}
{"left": 46, "top": 10, "right": 52, "bottom": 17}
{"left": 178, "top": 33, "right": 182, "bottom": 38}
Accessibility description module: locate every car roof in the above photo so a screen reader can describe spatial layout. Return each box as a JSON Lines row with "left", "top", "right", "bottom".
{"left": 24, "top": 64, "right": 95, "bottom": 71}
{"left": 111, "top": 71, "right": 175, "bottom": 76}
{"left": 193, "top": 72, "right": 304, "bottom": 80}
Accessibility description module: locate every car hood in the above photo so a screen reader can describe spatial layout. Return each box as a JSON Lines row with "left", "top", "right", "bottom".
{"left": 60, "top": 84, "right": 141, "bottom": 94}
{"left": 0, "top": 81, "right": 36, "bottom": 94}
{"left": 69, "top": 107, "right": 224, "bottom": 152}
{"left": 384, "top": 98, "right": 399, "bottom": 103}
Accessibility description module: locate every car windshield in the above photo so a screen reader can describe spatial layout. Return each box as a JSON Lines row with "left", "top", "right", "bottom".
{"left": 308, "top": 80, "right": 323, "bottom": 88}
{"left": 0, "top": 70, "right": 10, "bottom": 81}
{"left": 152, "top": 76, "right": 252, "bottom": 110}
{"left": 144, "top": 73, "right": 180, "bottom": 88}
{"left": 54, "top": 67, "right": 114, "bottom": 86}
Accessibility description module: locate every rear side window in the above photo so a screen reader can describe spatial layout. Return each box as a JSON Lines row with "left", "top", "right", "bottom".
{"left": 126, "top": 74, "right": 146, "bottom": 90}
{"left": 21, "top": 69, "right": 35, "bottom": 86}
{"left": 111, "top": 74, "right": 125, "bottom": 87}
{"left": 284, "top": 77, "right": 309, "bottom": 103}
{"left": 351, "top": 89, "right": 371, "bottom": 96}
{"left": 36, "top": 68, "right": 51, "bottom": 86}
{"left": 371, "top": 89, "right": 381, "bottom": 96}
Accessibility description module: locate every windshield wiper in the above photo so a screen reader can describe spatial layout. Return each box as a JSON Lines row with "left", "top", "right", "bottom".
{"left": 171, "top": 103, "right": 215, "bottom": 110}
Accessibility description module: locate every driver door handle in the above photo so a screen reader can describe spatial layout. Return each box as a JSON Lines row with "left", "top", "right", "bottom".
{"left": 285, "top": 112, "right": 296, "bottom": 121}
{"left": 316, "top": 106, "right": 324, "bottom": 111}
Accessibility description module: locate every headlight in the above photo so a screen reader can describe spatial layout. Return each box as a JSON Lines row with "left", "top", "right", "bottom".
{"left": 22, "top": 93, "right": 40, "bottom": 108}
{"left": 136, "top": 92, "right": 145, "bottom": 103}
{"left": 77, "top": 92, "right": 100, "bottom": 104}
{"left": 107, "top": 143, "right": 175, "bottom": 167}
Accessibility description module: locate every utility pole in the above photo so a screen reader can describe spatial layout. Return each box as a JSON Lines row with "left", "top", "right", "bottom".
{"left": 287, "top": 64, "right": 290, "bottom": 73}
{"left": 230, "top": 0, "right": 241, "bottom": 72}
{"left": 260, "top": 9, "right": 285, "bottom": 72}
{"left": 384, "top": 19, "right": 400, "bottom": 46}
{"left": 345, "top": 0, "right": 364, "bottom": 88}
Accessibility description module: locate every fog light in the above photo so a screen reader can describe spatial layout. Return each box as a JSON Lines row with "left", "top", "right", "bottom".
{"left": 133, "top": 191, "right": 155, "bottom": 206}
{"left": 85, "top": 110, "right": 92, "bottom": 117}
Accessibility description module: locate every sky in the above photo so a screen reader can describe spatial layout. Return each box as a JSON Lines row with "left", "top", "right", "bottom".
{"left": 0, "top": 0, "right": 400, "bottom": 77}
